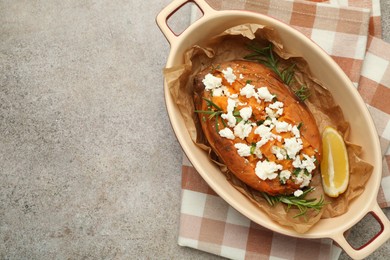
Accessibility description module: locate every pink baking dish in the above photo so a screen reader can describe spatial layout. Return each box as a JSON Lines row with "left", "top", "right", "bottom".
{"left": 156, "top": 0, "right": 390, "bottom": 258}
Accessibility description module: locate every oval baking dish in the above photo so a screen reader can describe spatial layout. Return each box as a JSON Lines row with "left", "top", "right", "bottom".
{"left": 156, "top": 0, "right": 390, "bottom": 258}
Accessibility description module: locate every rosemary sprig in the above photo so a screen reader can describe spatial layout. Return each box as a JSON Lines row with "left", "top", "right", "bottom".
{"left": 233, "top": 109, "right": 243, "bottom": 123}
{"left": 195, "top": 98, "right": 225, "bottom": 132}
{"left": 293, "top": 85, "right": 311, "bottom": 101}
{"left": 244, "top": 44, "right": 295, "bottom": 85}
{"left": 261, "top": 187, "right": 326, "bottom": 218}
{"left": 195, "top": 98, "right": 248, "bottom": 132}
{"left": 244, "top": 43, "right": 310, "bottom": 102}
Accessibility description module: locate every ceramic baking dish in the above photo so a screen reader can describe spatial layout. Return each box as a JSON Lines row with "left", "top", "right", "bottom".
{"left": 156, "top": 0, "right": 390, "bottom": 258}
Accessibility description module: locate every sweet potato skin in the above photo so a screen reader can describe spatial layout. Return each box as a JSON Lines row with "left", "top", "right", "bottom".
{"left": 194, "top": 60, "right": 321, "bottom": 196}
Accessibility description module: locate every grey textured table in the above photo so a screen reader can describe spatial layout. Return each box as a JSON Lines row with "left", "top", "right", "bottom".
{"left": 0, "top": 1, "right": 389, "bottom": 259}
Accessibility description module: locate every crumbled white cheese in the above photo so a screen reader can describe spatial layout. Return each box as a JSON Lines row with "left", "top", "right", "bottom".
{"left": 218, "top": 128, "right": 235, "bottom": 140}
{"left": 265, "top": 102, "right": 283, "bottom": 118}
{"left": 255, "top": 160, "right": 283, "bottom": 180}
{"left": 254, "top": 144, "right": 263, "bottom": 159}
{"left": 292, "top": 156, "right": 301, "bottom": 168}
{"left": 221, "top": 98, "right": 237, "bottom": 127}
{"left": 274, "top": 120, "right": 292, "bottom": 133}
{"left": 222, "top": 67, "right": 236, "bottom": 84}
{"left": 212, "top": 88, "right": 223, "bottom": 97}
{"left": 294, "top": 170, "right": 312, "bottom": 188}
{"left": 302, "top": 154, "right": 317, "bottom": 173}
{"left": 284, "top": 137, "right": 303, "bottom": 159}
{"left": 203, "top": 73, "right": 222, "bottom": 90}
{"left": 226, "top": 98, "right": 236, "bottom": 114}
{"left": 265, "top": 107, "right": 276, "bottom": 119}
{"left": 269, "top": 101, "right": 284, "bottom": 110}
{"left": 271, "top": 146, "right": 287, "bottom": 160}
{"left": 234, "top": 121, "right": 253, "bottom": 139}
{"left": 239, "top": 74, "right": 244, "bottom": 79}
{"left": 294, "top": 189, "right": 304, "bottom": 197}
{"left": 256, "top": 138, "right": 269, "bottom": 148}
{"left": 279, "top": 170, "right": 291, "bottom": 184}
{"left": 254, "top": 124, "right": 274, "bottom": 137}
{"left": 291, "top": 125, "right": 300, "bottom": 138}
{"left": 257, "top": 87, "right": 275, "bottom": 102}
{"left": 220, "top": 86, "right": 230, "bottom": 96}
{"left": 239, "top": 107, "right": 252, "bottom": 121}
{"left": 254, "top": 124, "right": 278, "bottom": 148}
{"left": 293, "top": 154, "right": 317, "bottom": 173}
{"left": 263, "top": 119, "right": 272, "bottom": 126}
{"left": 240, "top": 83, "right": 256, "bottom": 98}
{"left": 213, "top": 86, "right": 236, "bottom": 98}
{"left": 221, "top": 113, "right": 236, "bottom": 127}
{"left": 234, "top": 143, "right": 251, "bottom": 157}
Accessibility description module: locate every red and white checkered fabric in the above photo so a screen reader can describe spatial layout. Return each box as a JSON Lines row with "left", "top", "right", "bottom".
{"left": 177, "top": 0, "right": 390, "bottom": 259}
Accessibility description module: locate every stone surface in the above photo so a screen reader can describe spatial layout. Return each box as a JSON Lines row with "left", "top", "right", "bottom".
{"left": 0, "top": 0, "right": 388, "bottom": 259}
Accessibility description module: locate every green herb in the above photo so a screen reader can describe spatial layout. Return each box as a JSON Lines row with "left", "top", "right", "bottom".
{"left": 294, "top": 85, "right": 311, "bottom": 102}
{"left": 261, "top": 187, "right": 326, "bottom": 218}
{"left": 211, "top": 64, "right": 221, "bottom": 71}
{"left": 195, "top": 98, "right": 244, "bottom": 132}
{"left": 244, "top": 43, "right": 295, "bottom": 86}
{"left": 195, "top": 98, "right": 225, "bottom": 132}
{"left": 292, "top": 168, "right": 301, "bottom": 176}
{"left": 233, "top": 110, "right": 243, "bottom": 123}
{"left": 244, "top": 43, "right": 311, "bottom": 102}
{"left": 297, "top": 122, "right": 303, "bottom": 130}
{"left": 256, "top": 120, "right": 265, "bottom": 126}
{"left": 250, "top": 143, "right": 256, "bottom": 154}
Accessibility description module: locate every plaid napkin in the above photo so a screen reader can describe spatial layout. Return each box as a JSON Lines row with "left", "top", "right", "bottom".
{"left": 178, "top": 0, "right": 390, "bottom": 259}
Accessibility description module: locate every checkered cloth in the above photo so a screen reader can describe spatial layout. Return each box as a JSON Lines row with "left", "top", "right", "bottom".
{"left": 177, "top": 0, "right": 390, "bottom": 259}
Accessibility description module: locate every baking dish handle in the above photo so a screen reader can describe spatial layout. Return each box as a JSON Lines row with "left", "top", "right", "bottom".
{"left": 156, "top": 0, "right": 216, "bottom": 45}
{"left": 331, "top": 203, "right": 390, "bottom": 259}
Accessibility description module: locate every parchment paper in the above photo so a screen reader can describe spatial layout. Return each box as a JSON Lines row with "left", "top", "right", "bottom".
{"left": 163, "top": 24, "right": 373, "bottom": 233}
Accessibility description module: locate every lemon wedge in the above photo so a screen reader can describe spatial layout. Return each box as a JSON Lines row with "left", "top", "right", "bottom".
{"left": 320, "top": 126, "right": 349, "bottom": 198}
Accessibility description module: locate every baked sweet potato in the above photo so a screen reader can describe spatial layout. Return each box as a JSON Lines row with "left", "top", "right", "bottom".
{"left": 194, "top": 60, "right": 321, "bottom": 196}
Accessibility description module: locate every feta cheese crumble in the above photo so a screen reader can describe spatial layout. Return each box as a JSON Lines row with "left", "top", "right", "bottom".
{"left": 239, "top": 106, "right": 252, "bottom": 121}
{"left": 219, "top": 128, "right": 235, "bottom": 140}
{"left": 234, "top": 121, "right": 253, "bottom": 139}
{"left": 279, "top": 170, "right": 291, "bottom": 184}
{"left": 254, "top": 124, "right": 274, "bottom": 137}
{"left": 222, "top": 67, "right": 236, "bottom": 84}
{"left": 221, "top": 98, "right": 237, "bottom": 127}
{"left": 293, "top": 154, "right": 317, "bottom": 173}
{"left": 257, "top": 87, "right": 275, "bottom": 102}
{"left": 291, "top": 125, "right": 300, "bottom": 138}
{"left": 269, "top": 101, "right": 284, "bottom": 110}
{"left": 253, "top": 144, "right": 263, "bottom": 159}
{"left": 294, "top": 170, "right": 312, "bottom": 188}
{"left": 234, "top": 143, "right": 251, "bottom": 157}
{"left": 284, "top": 137, "right": 303, "bottom": 158}
{"left": 203, "top": 73, "right": 222, "bottom": 90}
{"left": 294, "top": 189, "right": 304, "bottom": 197}
{"left": 240, "top": 83, "right": 256, "bottom": 98}
{"left": 271, "top": 146, "right": 287, "bottom": 160}
{"left": 274, "top": 120, "right": 292, "bottom": 133}
{"left": 265, "top": 101, "right": 284, "bottom": 118}
{"left": 212, "top": 88, "right": 223, "bottom": 97}
{"left": 255, "top": 160, "right": 283, "bottom": 180}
